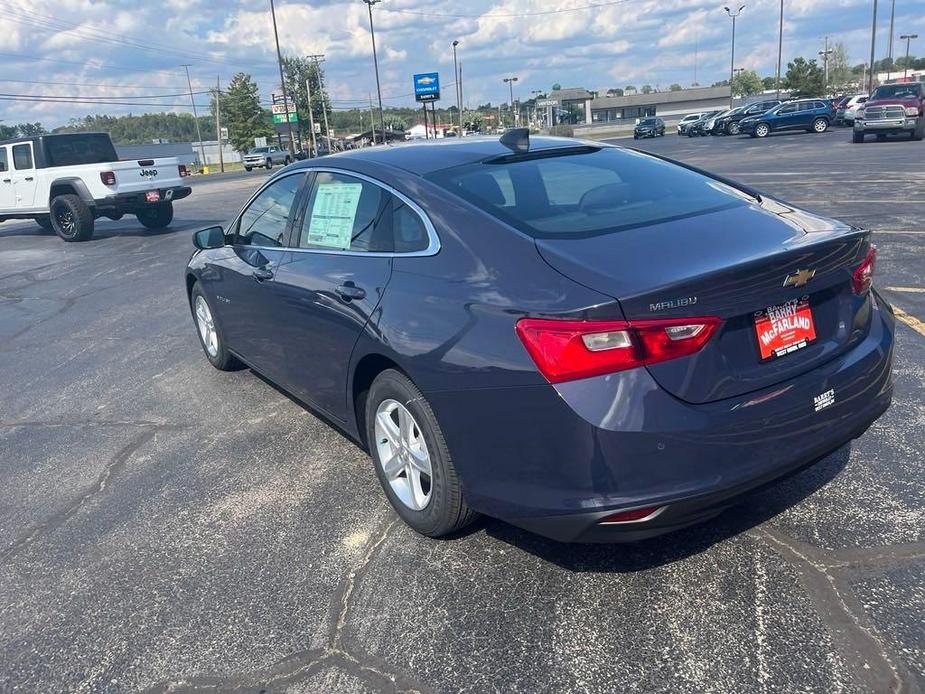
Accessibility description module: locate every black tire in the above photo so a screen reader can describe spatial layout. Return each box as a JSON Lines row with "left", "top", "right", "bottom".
{"left": 265, "top": 158, "right": 273, "bottom": 170}
{"left": 727, "top": 122, "right": 740, "bottom": 135}
{"left": 853, "top": 131, "right": 865, "bottom": 143}
{"left": 755, "top": 123, "right": 770, "bottom": 138}
{"left": 189, "top": 282, "right": 242, "bottom": 371}
{"left": 136, "top": 202, "right": 174, "bottom": 229}
{"left": 50, "top": 194, "right": 94, "bottom": 242}
{"left": 633, "top": 135, "right": 639, "bottom": 140}
{"left": 913, "top": 119, "right": 924, "bottom": 141}
{"left": 36, "top": 216, "right": 54, "bottom": 232}
{"left": 876, "top": 134, "right": 887, "bottom": 141}
{"left": 244, "top": 166, "right": 253, "bottom": 172}
{"left": 366, "top": 369, "right": 477, "bottom": 538}
{"left": 284, "top": 156, "right": 292, "bottom": 165}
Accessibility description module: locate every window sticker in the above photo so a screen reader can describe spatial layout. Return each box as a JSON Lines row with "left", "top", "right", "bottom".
{"left": 305, "top": 183, "right": 363, "bottom": 249}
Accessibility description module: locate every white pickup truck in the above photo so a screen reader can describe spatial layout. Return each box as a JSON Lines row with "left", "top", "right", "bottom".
{"left": 0, "top": 132, "right": 192, "bottom": 241}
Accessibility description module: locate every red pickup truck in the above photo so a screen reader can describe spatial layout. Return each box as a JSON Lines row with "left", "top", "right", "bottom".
{"left": 853, "top": 81, "right": 925, "bottom": 142}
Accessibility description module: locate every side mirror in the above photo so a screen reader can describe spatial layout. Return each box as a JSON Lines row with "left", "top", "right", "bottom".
{"left": 193, "top": 226, "right": 225, "bottom": 250}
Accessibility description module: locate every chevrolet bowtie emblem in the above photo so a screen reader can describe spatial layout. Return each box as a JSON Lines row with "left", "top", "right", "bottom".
{"left": 783, "top": 268, "right": 816, "bottom": 288}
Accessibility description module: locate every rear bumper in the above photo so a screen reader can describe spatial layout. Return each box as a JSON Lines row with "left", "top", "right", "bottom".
{"left": 428, "top": 292, "right": 894, "bottom": 542}
{"left": 95, "top": 186, "right": 191, "bottom": 211}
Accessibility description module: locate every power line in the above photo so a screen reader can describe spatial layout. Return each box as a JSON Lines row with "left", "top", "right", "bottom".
{"left": 0, "top": 90, "right": 211, "bottom": 101}
{"left": 380, "top": 0, "right": 634, "bottom": 18}
{"left": 0, "top": 95, "right": 212, "bottom": 108}
{"left": 0, "top": 78, "right": 190, "bottom": 91}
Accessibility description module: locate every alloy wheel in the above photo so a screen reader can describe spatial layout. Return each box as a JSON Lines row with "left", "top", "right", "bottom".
{"left": 195, "top": 295, "right": 219, "bottom": 357}
{"left": 813, "top": 118, "right": 828, "bottom": 133}
{"left": 375, "top": 399, "right": 433, "bottom": 511}
{"left": 756, "top": 123, "right": 770, "bottom": 137}
{"left": 54, "top": 206, "right": 76, "bottom": 236}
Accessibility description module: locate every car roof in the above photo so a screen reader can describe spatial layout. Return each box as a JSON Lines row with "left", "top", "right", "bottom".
{"left": 293, "top": 136, "right": 597, "bottom": 176}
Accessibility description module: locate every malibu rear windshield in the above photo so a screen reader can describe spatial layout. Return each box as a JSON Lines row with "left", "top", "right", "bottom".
{"left": 427, "top": 147, "right": 753, "bottom": 238}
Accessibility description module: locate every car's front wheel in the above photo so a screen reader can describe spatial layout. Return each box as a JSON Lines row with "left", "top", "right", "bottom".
{"left": 190, "top": 282, "right": 242, "bottom": 371}
{"left": 754, "top": 123, "right": 770, "bottom": 138}
{"left": 726, "top": 122, "right": 740, "bottom": 135}
{"left": 853, "top": 131, "right": 865, "bottom": 143}
{"left": 244, "top": 166, "right": 253, "bottom": 172}
{"left": 366, "top": 369, "right": 477, "bottom": 538}
{"left": 265, "top": 158, "right": 273, "bottom": 170}
{"left": 137, "top": 202, "right": 174, "bottom": 229}
{"left": 811, "top": 117, "right": 828, "bottom": 133}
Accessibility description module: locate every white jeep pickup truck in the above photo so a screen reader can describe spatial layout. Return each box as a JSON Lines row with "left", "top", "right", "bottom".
{"left": 0, "top": 132, "right": 192, "bottom": 241}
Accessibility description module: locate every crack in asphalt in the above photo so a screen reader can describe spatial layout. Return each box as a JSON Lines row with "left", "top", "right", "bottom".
{"left": 0, "top": 424, "right": 181, "bottom": 563}
{"left": 753, "top": 526, "right": 918, "bottom": 694}
{"left": 145, "top": 518, "right": 429, "bottom": 694}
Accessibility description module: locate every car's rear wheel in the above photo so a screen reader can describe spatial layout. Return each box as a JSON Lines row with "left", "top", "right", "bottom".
{"left": 727, "top": 122, "right": 740, "bottom": 135}
{"left": 50, "top": 194, "right": 94, "bottom": 242}
{"left": 366, "top": 369, "right": 477, "bottom": 538}
{"left": 137, "top": 202, "right": 174, "bottom": 229}
{"left": 754, "top": 123, "right": 770, "bottom": 138}
{"left": 913, "top": 119, "right": 925, "bottom": 141}
{"left": 853, "top": 131, "right": 865, "bottom": 143}
{"left": 244, "top": 166, "right": 253, "bottom": 172}
{"left": 265, "top": 158, "right": 273, "bottom": 170}
{"left": 812, "top": 117, "right": 828, "bottom": 133}
{"left": 190, "top": 283, "right": 242, "bottom": 371}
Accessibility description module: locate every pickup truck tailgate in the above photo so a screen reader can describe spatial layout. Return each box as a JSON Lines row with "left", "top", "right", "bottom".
{"left": 108, "top": 158, "right": 184, "bottom": 194}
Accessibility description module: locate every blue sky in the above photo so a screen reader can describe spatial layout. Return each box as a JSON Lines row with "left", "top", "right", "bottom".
{"left": 1, "top": 0, "right": 923, "bottom": 127}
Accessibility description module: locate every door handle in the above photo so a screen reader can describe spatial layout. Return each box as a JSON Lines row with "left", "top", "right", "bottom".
{"left": 335, "top": 283, "right": 366, "bottom": 302}
{"left": 1, "top": 178, "right": 10, "bottom": 183}
{"left": 252, "top": 267, "right": 274, "bottom": 281}
{"left": 24, "top": 177, "right": 34, "bottom": 182}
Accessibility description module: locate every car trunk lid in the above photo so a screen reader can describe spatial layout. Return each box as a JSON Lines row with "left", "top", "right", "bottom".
{"left": 536, "top": 200, "right": 874, "bottom": 404}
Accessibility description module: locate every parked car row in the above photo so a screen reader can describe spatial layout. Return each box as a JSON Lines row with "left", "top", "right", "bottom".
{"left": 668, "top": 83, "right": 924, "bottom": 144}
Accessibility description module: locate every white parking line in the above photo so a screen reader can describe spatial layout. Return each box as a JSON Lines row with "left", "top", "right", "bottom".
{"left": 885, "top": 287, "right": 925, "bottom": 293}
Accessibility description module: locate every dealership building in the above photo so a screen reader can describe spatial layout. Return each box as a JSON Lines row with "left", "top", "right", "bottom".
{"left": 542, "top": 85, "right": 733, "bottom": 128}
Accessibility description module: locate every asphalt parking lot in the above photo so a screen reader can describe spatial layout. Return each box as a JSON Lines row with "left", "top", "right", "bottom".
{"left": 1, "top": 130, "right": 923, "bottom": 693}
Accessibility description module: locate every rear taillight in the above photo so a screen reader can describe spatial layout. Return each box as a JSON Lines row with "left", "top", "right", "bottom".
{"left": 852, "top": 246, "right": 877, "bottom": 295}
{"left": 515, "top": 316, "right": 721, "bottom": 383}
{"left": 100, "top": 171, "right": 116, "bottom": 186}
{"left": 178, "top": 164, "right": 189, "bottom": 177}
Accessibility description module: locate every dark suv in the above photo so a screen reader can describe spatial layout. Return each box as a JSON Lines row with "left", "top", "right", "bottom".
{"left": 739, "top": 99, "right": 832, "bottom": 138}
{"left": 633, "top": 117, "right": 665, "bottom": 139}
{"left": 713, "top": 99, "right": 782, "bottom": 135}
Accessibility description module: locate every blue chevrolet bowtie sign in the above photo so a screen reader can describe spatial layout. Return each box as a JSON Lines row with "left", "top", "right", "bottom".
{"left": 413, "top": 72, "right": 440, "bottom": 102}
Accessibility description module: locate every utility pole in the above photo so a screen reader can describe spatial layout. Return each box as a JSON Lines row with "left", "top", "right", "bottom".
{"left": 308, "top": 54, "right": 331, "bottom": 153}
{"left": 819, "top": 36, "right": 833, "bottom": 95}
{"left": 214, "top": 76, "right": 224, "bottom": 173}
{"left": 452, "top": 40, "right": 462, "bottom": 134}
{"left": 887, "top": 0, "right": 896, "bottom": 80}
{"left": 269, "top": 0, "right": 295, "bottom": 154}
{"left": 304, "top": 75, "right": 317, "bottom": 157}
{"left": 362, "top": 0, "right": 386, "bottom": 145}
{"left": 868, "top": 0, "right": 878, "bottom": 95}
{"left": 775, "top": 0, "right": 784, "bottom": 98}
{"left": 503, "top": 76, "right": 518, "bottom": 127}
{"left": 369, "top": 93, "right": 375, "bottom": 144}
{"left": 724, "top": 5, "right": 745, "bottom": 109}
{"left": 459, "top": 62, "right": 464, "bottom": 132}
{"left": 181, "top": 64, "right": 206, "bottom": 170}
{"left": 900, "top": 34, "right": 919, "bottom": 80}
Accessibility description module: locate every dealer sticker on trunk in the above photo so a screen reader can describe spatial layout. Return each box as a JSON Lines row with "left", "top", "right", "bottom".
{"left": 754, "top": 296, "right": 817, "bottom": 361}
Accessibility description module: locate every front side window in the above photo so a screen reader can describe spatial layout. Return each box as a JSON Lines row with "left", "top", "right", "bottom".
{"left": 428, "top": 147, "right": 751, "bottom": 239}
{"left": 12, "top": 144, "right": 33, "bottom": 170}
{"left": 777, "top": 104, "right": 798, "bottom": 114}
{"left": 297, "top": 172, "right": 391, "bottom": 252}
{"left": 0, "top": 147, "right": 8, "bottom": 173}
{"left": 236, "top": 173, "right": 304, "bottom": 247}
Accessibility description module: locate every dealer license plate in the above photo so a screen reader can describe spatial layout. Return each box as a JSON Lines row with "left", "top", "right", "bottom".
{"left": 145, "top": 191, "right": 161, "bottom": 203}
{"left": 754, "top": 296, "right": 817, "bottom": 361}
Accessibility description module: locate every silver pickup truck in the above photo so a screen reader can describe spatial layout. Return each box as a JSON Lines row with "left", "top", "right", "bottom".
{"left": 242, "top": 145, "right": 291, "bottom": 171}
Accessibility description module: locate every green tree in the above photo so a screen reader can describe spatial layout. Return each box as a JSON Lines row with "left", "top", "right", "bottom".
{"left": 641, "top": 84, "right": 653, "bottom": 94}
{"left": 731, "top": 69, "right": 763, "bottom": 97}
{"left": 15, "top": 122, "right": 46, "bottom": 136}
{"left": 281, "top": 55, "right": 333, "bottom": 143}
{"left": 762, "top": 76, "right": 777, "bottom": 90}
{"left": 0, "top": 124, "right": 18, "bottom": 139}
{"left": 551, "top": 83, "right": 561, "bottom": 91}
{"left": 221, "top": 72, "right": 272, "bottom": 153}
{"left": 624, "top": 85, "right": 636, "bottom": 93}
{"left": 605, "top": 88, "right": 624, "bottom": 97}
{"left": 783, "top": 57, "right": 824, "bottom": 96}
{"left": 827, "top": 42, "right": 853, "bottom": 92}
{"left": 669, "top": 83, "right": 683, "bottom": 91}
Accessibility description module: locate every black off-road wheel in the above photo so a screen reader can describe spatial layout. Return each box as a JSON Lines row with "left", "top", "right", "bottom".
{"left": 50, "top": 194, "right": 94, "bottom": 242}
{"left": 137, "top": 202, "right": 174, "bottom": 229}
{"left": 366, "top": 369, "right": 478, "bottom": 538}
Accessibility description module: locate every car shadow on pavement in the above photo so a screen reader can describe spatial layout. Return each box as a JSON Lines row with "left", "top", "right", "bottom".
{"left": 0, "top": 220, "right": 219, "bottom": 240}
{"left": 482, "top": 444, "right": 851, "bottom": 572}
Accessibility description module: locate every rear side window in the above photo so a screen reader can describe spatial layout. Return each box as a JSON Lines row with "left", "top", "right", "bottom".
{"left": 44, "top": 134, "right": 118, "bottom": 166}
{"left": 236, "top": 173, "right": 303, "bottom": 247}
{"left": 12, "top": 144, "right": 33, "bottom": 170}
{"left": 393, "top": 200, "right": 429, "bottom": 252}
{"left": 427, "top": 148, "right": 752, "bottom": 239}
{"left": 297, "top": 172, "right": 392, "bottom": 252}
{"left": 0, "top": 147, "right": 8, "bottom": 173}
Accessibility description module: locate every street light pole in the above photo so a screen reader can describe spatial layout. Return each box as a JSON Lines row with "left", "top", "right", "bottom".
{"left": 724, "top": 6, "right": 745, "bottom": 108}
{"left": 819, "top": 36, "right": 833, "bottom": 95}
{"left": 775, "top": 0, "right": 784, "bottom": 98}
{"left": 452, "top": 40, "right": 462, "bottom": 134}
{"left": 868, "top": 0, "right": 878, "bottom": 95}
{"left": 503, "top": 76, "right": 518, "bottom": 127}
{"left": 363, "top": 0, "right": 386, "bottom": 145}
{"left": 900, "top": 34, "right": 919, "bottom": 79}
{"left": 269, "top": 0, "right": 295, "bottom": 154}
{"left": 887, "top": 0, "right": 896, "bottom": 80}
{"left": 181, "top": 64, "right": 206, "bottom": 170}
